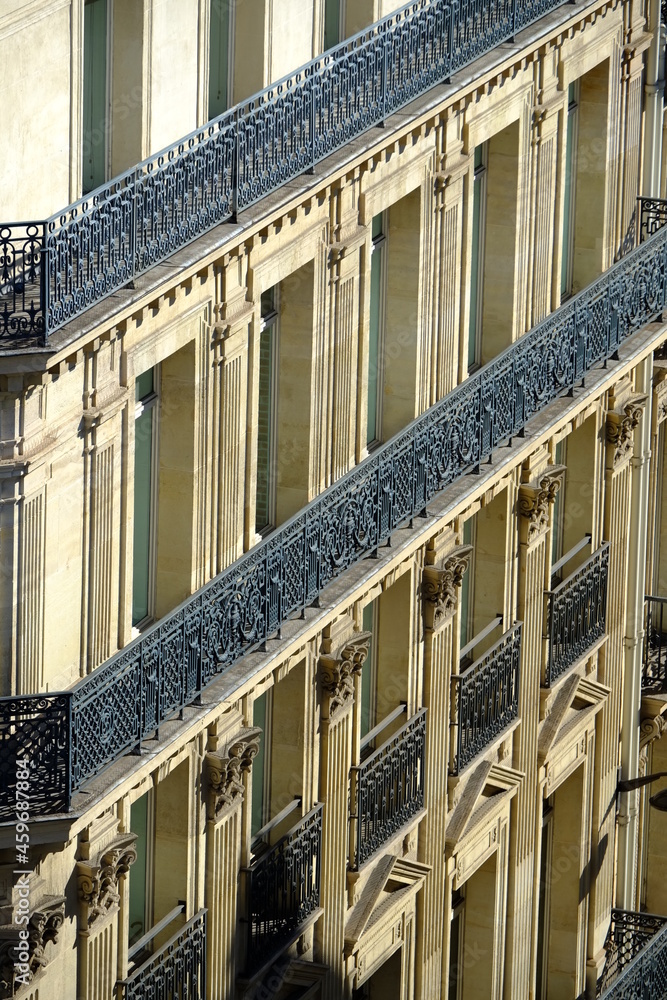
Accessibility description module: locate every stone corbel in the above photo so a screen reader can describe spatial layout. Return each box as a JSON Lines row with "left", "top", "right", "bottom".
{"left": 652, "top": 365, "right": 667, "bottom": 432}
{"left": 320, "top": 632, "right": 372, "bottom": 718}
{"left": 640, "top": 714, "right": 667, "bottom": 750}
{"left": 517, "top": 466, "right": 565, "bottom": 541}
{"left": 206, "top": 727, "right": 262, "bottom": 821}
{"left": 0, "top": 895, "right": 66, "bottom": 997}
{"left": 77, "top": 833, "right": 138, "bottom": 926}
{"left": 606, "top": 396, "right": 647, "bottom": 467}
{"left": 422, "top": 545, "right": 473, "bottom": 632}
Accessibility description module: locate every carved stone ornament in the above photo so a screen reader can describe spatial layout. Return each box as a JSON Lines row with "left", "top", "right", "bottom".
{"left": 0, "top": 895, "right": 66, "bottom": 997}
{"left": 422, "top": 546, "right": 473, "bottom": 632}
{"left": 606, "top": 398, "right": 646, "bottom": 466}
{"left": 652, "top": 368, "right": 667, "bottom": 431}
{"left": 517, "top": 467, "right": 564, "bottom": 540}
{"left": 77, "top": 833, "right": 138, "bottom": 925}
{"left": 320, "top": 632, "right": 372, "bottom": 717}
{"left": 640, "top": 714, "right": 667, "bottom": 749}
{"left": 206, "top": 727, "right": 261, "bottom": 820}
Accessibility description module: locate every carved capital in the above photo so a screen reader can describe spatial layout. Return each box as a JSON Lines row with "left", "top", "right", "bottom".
{"left": 77, "top": 833, "right": 138, "bottom": 925}
{"left": 422, "top": 545, "right": 473, "bottom": 632}
{"left": 206, "top": 727, "right": 261, "bottom": 821}
{"left": 0, "top": 895, "right": 66, "bottom": 996}
{"left": 320, "top": 632, "right": 371, "bottom": 718}
{"left": 640, "top": 714, "right": 667, "bottom": 749}
{"left": 606, "top": 398, "right": 646, "bottom": 466}
{"left": 517, "top": 467, "right": 564, "bottom": 540}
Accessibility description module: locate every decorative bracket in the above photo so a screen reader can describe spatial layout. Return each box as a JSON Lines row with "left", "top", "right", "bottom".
{"left": 422, "top": 545, "right": 473, "bottom": 632}
{"left": 517, "top": 465, "right": 565, "bottom": 540}
{"left": 206, "top": 726, "right": 262, "bottom": 821}
{"left": 77, "top": 833, "right": 138, "bottom": 926}
{"left": 0, "top": 895, "right": 66, "bottom": 997}
{"left": 320, "top": 632, "right": 372, "bottom": 718}
{"left": 606, "top": 396, "right": 646, "bottom": 466}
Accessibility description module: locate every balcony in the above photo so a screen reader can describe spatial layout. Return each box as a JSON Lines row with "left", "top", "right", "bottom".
{"left": 243, "top": 804, "right": 323, "bottom": 972}
{"left": 449, "top": 623, "right": 522, "bottom": 776}
{"left": 116, "top": 908, "right": 207, "bottom": 1000}
{"left": 349, "top": 706, "right": 426, "bottom": 868}
{"left": 597, "top": 909, "right": 667, "bottom": 999}
{"left": 1, "top": 189, "right": 667, "bottom": 819}
{"left": 544, "top": 542, "right": 610, "bottom": 687}
{"left": 643, "top": 596, "right": 667, "bottom": 693}
{"left": 1, "top": 0, "right": 579, "bottom": 345}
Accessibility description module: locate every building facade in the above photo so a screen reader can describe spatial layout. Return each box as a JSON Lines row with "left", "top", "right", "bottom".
{"left": 1, "top": 0, "right": 667, "bottom": 998}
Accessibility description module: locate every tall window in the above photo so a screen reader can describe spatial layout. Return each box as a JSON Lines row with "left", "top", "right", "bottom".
{"left": 367, "top": 213, "right": 387, "bottom": 448}
{"left": 133, "top": 368, "right": 158, "bottom": 627}
{"left": 535, "top": 797, "right": 554, "bottom": 1000}
{"left": 560, "top": 82, "right": 579, "bottom": 301}
{"left": 82, "top": 0, "right": 108, "bottom": 194}
{"left": 251, "top": 691, "right": 272, "bottom": 838}
{"left": 209, "top": 0, "right": 233, "bottom": 119}
{"left": 255, "top": 288, "right": 279, "bottom": 535}
{"left": 459, "top": 518, "right": 475, "bottom": 653}
{"left": 551, "top": 440, "right": 566, "bottom": 574}
{"left": 128, "top": 790, "right": 153, "bottom": 949}
{"left": 448, "top": 885, "right": 465, "bottom": 999}
{"left": 360, "top": 602, "right": 378, "bottom": 741}
{"left": 324, "top": 0, "right": 344, "bottom": 50}
{"left": 468, "top": 143, "right": 488, "bottom": 372}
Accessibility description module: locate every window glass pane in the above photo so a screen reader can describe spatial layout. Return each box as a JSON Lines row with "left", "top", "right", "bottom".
{"left": 360, "top": 604, "right": 374, "bottom": 739}
{"left": 324, "top": 0, "right": 341, "bottom": 50}
{"left": 251, "top": 694, "right": 267, "bottom": 837}
{"left": 129, "top": 793, "right": 148, "bottom": 945}
{"left": 561, "top": 84, "right": 577, "bottom": 299}
{"left": 132, "top": 406, "right": 153, "bottom": 625}
{"left": 82, "top": 0, "right": 107, "bottom": 195}
{"left": 371, "top": 213, "right": 383, "bottom": 241}
{"left": 209, "top": 0, "right": 230, "bottom": 118}
{"left": 255, "top": 322, "right": 274, "bottom": 532}
{"left": 261, "top": 287, "right": 275, "bottom": 319}
{"left": 135, "top": 369, "right": 154, "bottom": 402}
{"left": 468, "top": 166, "right": 483, "bottom": 369}
{"left": 551, "top": 441, "right": 564, "bottom": 566}
{"left": 367, "top": 238, "right": 383, "bottom": 445}
{"left": 459, "top": 520, "right": 473, "bottom": 649}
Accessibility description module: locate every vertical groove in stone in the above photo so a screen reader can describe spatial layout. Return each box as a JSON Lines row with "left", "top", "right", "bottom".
{"left": 207, "top": 805, "right": 240, "bottom": 999}
{"left": 531, "top": 135, "right": 554, "bottom": 324}
{"left": 85, "top": 919, "right": 115, "bottom": 1000}
{"left": 417, "top": 618, "right": 453, "bottom": 999}
{"left": 18, "top": 489, "right": 45, "bottom": 693}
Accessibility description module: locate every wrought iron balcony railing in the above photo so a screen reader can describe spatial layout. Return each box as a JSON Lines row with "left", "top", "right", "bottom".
{"left": 116, "top": 908, "right": 207, "bottom": 1000}
{"left": 1, "top": 0, "right": 577, "bottom": 345}
{"left": 544, "top": 542, "right": 609, "bottom": 687}
{"left": 450, "top": 622, "right": 522, "bottom": 775}
{"left": 1, "top": 204, "right": 666, "bottom": 821}
{"left": 643, "top": 595, "right": 667, "bottom": 692}
{"left": 243, "top": 803, "right": 323, "bottom": 972}
{"left": 597, "top": 909, "right": 667, "bottom": 999}
{"left": 350, "top": 706, "right": 426, "bottom": 868}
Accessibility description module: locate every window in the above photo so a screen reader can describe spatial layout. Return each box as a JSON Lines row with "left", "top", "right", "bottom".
{"left": 448, "top": 885, "right": 465, "bottom": 999}
{"left": 468, "top": 143, "right": 488, "bottom": 372}
{"left": 367, "top": 213, "right": 387, "bottom": 448}
{"left": 82, "top": 0, "right": 109, "bottom": 194}
{"left": 550, "top": 440, "right": 566, "bottom": 574}
{"left": 560, "top": 82, "right": 579, "bottom": 301}
{"left": 459, "top": 518, "right": 475, "bottom": 653}
{"left": 535, "top": 797, "right": 554, "bottom": 1000}
{"left": 255, "top": 288, "right": 279, "bottom": 535}
{"left": 360, "top": 603, "right": 378, "bottom": 741}
{"left": 132, "top": 368, "right": 158, "bottom": 627}
{"left": 128, "top": 790, "right": 153, "bottom": 949}
{"left": 209, "top": 0, "right": 233, "bottom": 119}
{"left": 251, "top": 691, "right": 272, "bottom": 838}
{"left": 324, "top": 0, "right": 344, "bottom": 50}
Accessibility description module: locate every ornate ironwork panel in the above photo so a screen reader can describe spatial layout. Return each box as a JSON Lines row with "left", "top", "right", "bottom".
{"left": 0, "top": 223, "right": 45, "bottom": 342}
{"left": 450, "top": 623, "right": 522, "bottom": 775}
{"left": 545, "top": 542, "right": 609, "bottom": 687}
{"left": 351, "top": 708, "right": 426, "bottom": 868}
{"left": 117, "top": 909, "right": 207, "bottom": 1000}
{"left": 0, "top": 694, "right": 71, "bottom": 820}
{"left": 597, "top": 909, "right": 667, "bottom": 999}
{"left": 643, "top": 596, "right": 667, "bottom": 693}
{"left": 640, "top": 198, "right": 667, "bottom": 245}
{"left": 245, "top": 804, "right": 323, "bottom": 970}
{"left": 2, "top": 0, "right": 594, "bottom": 342}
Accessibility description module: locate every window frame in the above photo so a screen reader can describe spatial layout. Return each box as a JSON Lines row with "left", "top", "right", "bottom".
{"left": 467, "top": 142, "right": 488, "bottom": 373}
{"left": 560, "top": 81, "right": 580, "bottom": 302}
{"left": 459, "top": 517, "right": 476, "bottom": 655}
{"left": 535, "top": 796, "right": 554, "bottom": 1000}
{"left": 251, "top": 689, "right": 274, "bottom": 841}
{"left": 550, "top": 440, "right": 567, "bottom": 583}
{"left": 128, "top": 788, "right": 155, "bottom": 954}
{"left": 132, "top": 366, "right": 160, "bottom": 630}
{"left": 208, "top": 0, "right": 235, "bottom": 119}
{"left": 367, "top": 212, "right": 387, "bottom": 450}
{"left": 323, "top": 0, "right": 345, "bottom": 51}
{"left": 448, "top": 884, "right": 466, "bottom": 999}
{"left": 255, "top": 287, "right": 280, "bottom": 536}
{"left": 82, "top": 0, "right": 112, "bottom": 195}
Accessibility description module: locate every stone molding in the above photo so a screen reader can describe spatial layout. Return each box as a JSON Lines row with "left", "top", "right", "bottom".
{"left": 517, "top": 465, "right": 565, "bottom": 540}
{"left": 206, "top": 727, "right": 262, "bottom": 821}
{"left": 320, "top": 632, "right": 372, "bottom": 718}
{"left": 76, "top": 833, "right": 138, "bottom": 926}
{"left": 606, "top": 396, "right": 646, "bottom": 466}
{"left": 0, "top": 895, "right": 66, "bottom": 997}
{"left": 422, "top": 545, "right": 473, "bottom": 632}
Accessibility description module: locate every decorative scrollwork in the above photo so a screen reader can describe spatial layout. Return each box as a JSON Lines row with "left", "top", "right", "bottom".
{"left": 606, "top": 399, "right": 645, "bottom": 466}
{"left": 0, "top": 896, "right": 66, "bottom": 998}
{"left": 545, "top": 543, "right": 609, "bottom": 686}
{"left": 319, "top": 632, "right": 371, "bottom": 718}
{"left": 206, "top": 727, "right": 261, "bottom": 820}
{"left": 77, "top": 833, "right": 138, "bottom": 925}
{"left": 422, "top": 546, "right": 473, "bottom": 631}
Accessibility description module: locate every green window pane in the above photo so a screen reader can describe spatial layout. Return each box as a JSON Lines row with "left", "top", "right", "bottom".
{"left": 129, "top": 794, "right": 148, "bottom": 945}
{"left": 135, "top": 369, "right": 154, "bottom": 402}
{"left": 132, "top": 407, "right": 153, "bottom": 625}
{"left": 252, "top": 694, "right": 267, "bottom": 837}
{"left": 459, "top": 520, "right": 473, "bottom": 649}
{"left": 209, "top": 0, "right": 230, "bottom": 119}
{"left": 324, "top": 0, "right": 341, "bottom": 50}
{"left": 551, "top": 441, "right": 565, "bottom": 565}
{"left": 83, "top": 0, "right": 107, "bottom": 195}
{"left": 360, "top": 604, "right": 374, "bottom": 738}
{"left": 371, "top": 214, "right": 383, "bottom": 240}
{"left": 255, "top": 323, "right": 274, "bottom": 532}
{"left": 367, "top": 241, "right": 383, "bottom": 445}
